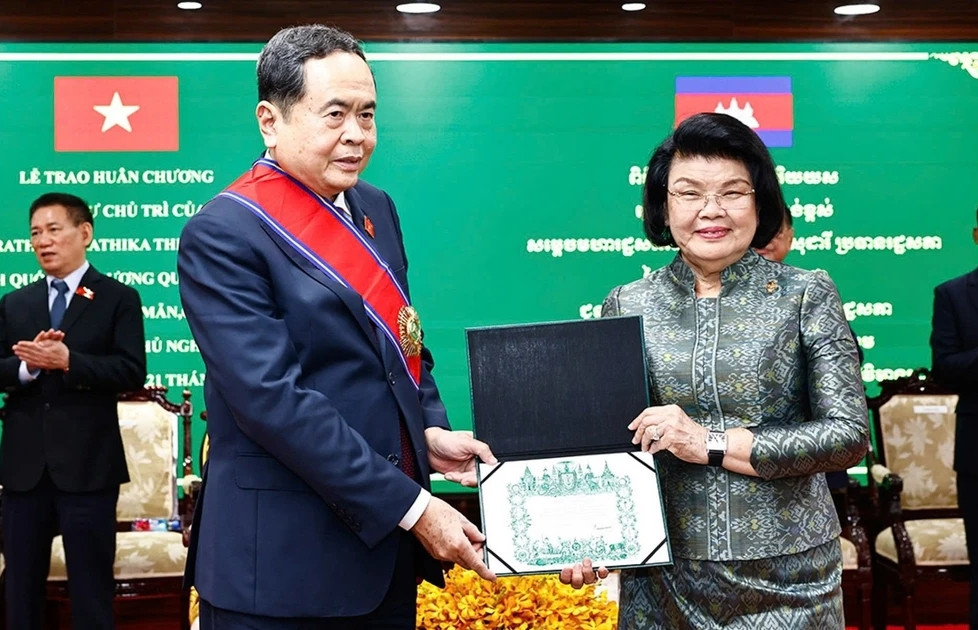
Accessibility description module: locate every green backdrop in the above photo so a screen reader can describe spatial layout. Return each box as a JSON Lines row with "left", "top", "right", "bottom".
{"left": 2, "top": 42, "right": 977, "bottom": 488}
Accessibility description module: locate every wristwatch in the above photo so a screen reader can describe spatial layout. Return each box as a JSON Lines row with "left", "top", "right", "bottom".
{"left": 706, "top": 431, "right": 727, "bottom": 467}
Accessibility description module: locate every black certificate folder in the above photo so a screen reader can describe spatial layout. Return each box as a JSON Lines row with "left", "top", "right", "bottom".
{"left": 466, "top": 317, "right": 672, "bottom": 576}
{"left": 466, "top": 316, "right": 649, "bottom": 459}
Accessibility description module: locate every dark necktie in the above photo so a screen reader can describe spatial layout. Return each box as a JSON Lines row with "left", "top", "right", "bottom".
{"left": 50, "top": 279, "right": 69, "bottom": 329}
{"left": 400, "top": 419, "right": 418, "bottom": 480}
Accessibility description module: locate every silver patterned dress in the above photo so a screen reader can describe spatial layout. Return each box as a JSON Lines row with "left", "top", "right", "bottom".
{"left": 603, "top": 250, "right": 869, "bottom": 630}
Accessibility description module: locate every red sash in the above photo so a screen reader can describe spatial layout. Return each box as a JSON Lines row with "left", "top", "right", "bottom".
{"left": 220, "top": 159, "right": 422, "bottom": 388}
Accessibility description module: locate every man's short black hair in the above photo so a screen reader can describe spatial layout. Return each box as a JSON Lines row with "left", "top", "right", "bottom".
{"left": 257, "top": 24, "right": 367, "bottom": 119}
{"left": 29, "top": 192, "right": 94, "bottom": 228}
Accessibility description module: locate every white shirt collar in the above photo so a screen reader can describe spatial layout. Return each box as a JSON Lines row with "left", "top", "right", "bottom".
{"left": 333, "top": 191, "right": 350, "bottom": 217}
{"left": 262, "top": 151, "right": 351, "bottom": 218}
{"left": 48, "top": 260, "right": 90, "bottom": 297}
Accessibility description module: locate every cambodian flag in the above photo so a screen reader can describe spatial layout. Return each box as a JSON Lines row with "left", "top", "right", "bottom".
{"left": 674, "top": 76, "right": 793, "bottom": 148}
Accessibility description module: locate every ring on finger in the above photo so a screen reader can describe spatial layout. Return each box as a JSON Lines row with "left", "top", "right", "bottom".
{"left": 647, "top": 425, "right": 660, "bottom": 441}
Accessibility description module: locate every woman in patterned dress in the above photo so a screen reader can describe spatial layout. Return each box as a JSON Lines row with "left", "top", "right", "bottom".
{"left": 562, "top": 112, "right": 868, "bottom": 629}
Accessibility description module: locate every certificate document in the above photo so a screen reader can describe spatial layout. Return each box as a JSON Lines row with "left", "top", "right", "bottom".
{"left": 478, "top": 451, "right": 671, "bottom": 576}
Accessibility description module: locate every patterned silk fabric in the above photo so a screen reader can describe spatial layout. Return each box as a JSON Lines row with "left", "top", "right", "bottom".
{"left": 602, "top": 250, "right": 869, "bottom": 562}
{"left": 619, "top": 539, "right": 844, "bottom": 630}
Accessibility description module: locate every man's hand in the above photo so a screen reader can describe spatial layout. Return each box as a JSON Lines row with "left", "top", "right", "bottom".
{"left": 411, "top": 495, "right": 496, "bottom": 582}
{"left": 33, "top": 329, "right": 65, "bottom": 344}
{"left": 425, "top": 427, "right": 496, "bottom": 487}
{"left": 559, "top": 558, "right": 610, "bottom": 589}
{"left": 13, "top": 329, "right": 69, "bottom": 371}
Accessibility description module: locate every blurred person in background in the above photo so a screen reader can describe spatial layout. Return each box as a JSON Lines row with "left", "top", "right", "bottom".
{"left": 930, "top": 205, "right": 978, "bottom": 630}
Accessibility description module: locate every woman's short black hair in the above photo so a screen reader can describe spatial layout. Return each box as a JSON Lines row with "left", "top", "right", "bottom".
{"left": 642, "top": 112, "right": 787, "bottom": 248}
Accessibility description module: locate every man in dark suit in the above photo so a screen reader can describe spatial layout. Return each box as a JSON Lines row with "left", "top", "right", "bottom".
{"left": 0, "top": 192, "right": 147, "bottom": 629}
{"left": 931, "top": 206, "right": 978, "bottom": 630}
{"left": 178, "top": 25, "right": 496, "bottom": 629}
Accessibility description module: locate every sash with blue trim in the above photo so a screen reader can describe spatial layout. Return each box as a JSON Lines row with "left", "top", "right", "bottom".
{"left": 220, "top": 158, "right": 423, "bottom": 388}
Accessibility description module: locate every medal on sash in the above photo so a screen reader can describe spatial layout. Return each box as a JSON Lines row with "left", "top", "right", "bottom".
{"left": 220, "top": 158, "right": 422, "bottom": 387}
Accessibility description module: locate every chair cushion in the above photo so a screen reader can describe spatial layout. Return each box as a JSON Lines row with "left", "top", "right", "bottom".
{"left": 878, "top": 394, "right": 959, "bottom": 510}
{"left": 840, "top": 536, "right": 859, "bottom": 570}
{"left": 874, "top": 518, "right": 968, "bottom": 566}
{"left": 117, "top": 400, "right": 179, "bottom": 521}
{"left": 50, "top": 531, "right": 187, "bottom": 580}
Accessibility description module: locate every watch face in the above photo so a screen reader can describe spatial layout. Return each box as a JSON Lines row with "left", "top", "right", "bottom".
{"left": 707, "top": 431, "right": 727, "bottom": 451}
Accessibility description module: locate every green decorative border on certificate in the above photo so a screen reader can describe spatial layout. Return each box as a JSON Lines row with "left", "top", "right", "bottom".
{"left": 508, "top": 460, "right": 640, "bottom": 566}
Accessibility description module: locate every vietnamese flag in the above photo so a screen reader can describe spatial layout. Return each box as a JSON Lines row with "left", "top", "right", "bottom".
{"left": 675, "top": 76, "right": 793, "bottom": 148}
{"left": 54, "top": 76, "right": 179, "bottom": 152}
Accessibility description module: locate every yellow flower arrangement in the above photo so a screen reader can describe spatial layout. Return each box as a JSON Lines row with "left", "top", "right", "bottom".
{"left": 416, "top": 567, "right": 618, "bottom": 629}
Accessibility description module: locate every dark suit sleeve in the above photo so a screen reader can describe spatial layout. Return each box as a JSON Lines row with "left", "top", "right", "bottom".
{"left": 384, "top": 191, "right": 450, "bottom": 432}
{"left": 178, "top": 209, "right": 421, "bottom": 548}
{"left": 0, "top": 293, "right": 25, "bottom": 388}
{"left": 931, "top": 284, "right": 978, "bottom": 390}
{"left": 62, "top": 285, "right": 147, "bottom": 392}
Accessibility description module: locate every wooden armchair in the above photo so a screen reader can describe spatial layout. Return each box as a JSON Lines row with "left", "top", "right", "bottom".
{"left": 188, "top": 411, "right": 207, "bottom": 629}
{"left": 44, "top": 386, "right": 198, "bottom": 629}
{"left": 834, "top": 476, "right": 873, "bottom": 630}
{"left": 867, "top": 368, "right": 968, "bottom": 630}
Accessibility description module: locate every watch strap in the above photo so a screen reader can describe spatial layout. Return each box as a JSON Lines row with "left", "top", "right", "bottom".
{"left": 706, "top": 431, "right": 727, "bottom": 467}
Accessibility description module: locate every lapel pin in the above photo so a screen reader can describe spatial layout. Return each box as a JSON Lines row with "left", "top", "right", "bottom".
{"left": 76, "top": 286, "right": 95, "bottom": 300}
{"left": 363, "top": 215, "right": 375, "bottom": 239}
{"left": 766, "top": 280, "right": 779, "bottom": 294}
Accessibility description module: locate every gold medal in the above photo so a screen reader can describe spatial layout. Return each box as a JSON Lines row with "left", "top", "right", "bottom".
{"left": 397, "top": 306, "right": 423, "bottom": 357}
